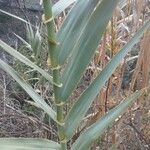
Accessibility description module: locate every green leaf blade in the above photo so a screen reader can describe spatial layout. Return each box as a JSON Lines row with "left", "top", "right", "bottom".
{"left": 0, "top": 40, "right": 61, "bottom": 86}
{"left": 0, "top": 9, "right": 29, "bottom": 24}
{"left": 65, "top": 19, "right": 150, "bottom": 140}
{"left": 57, "top": 0, "right": 100, "bottom": 65}
{"left": 59, "top": 0, "right": 119, "bottom": 102}
{"left": 0, "top": 0, "right": 76, "bottom": 24}
{"left": 0, "top": 59, "right": 58, "bottom": 123}
{"left": 71, "top": 90, "right": 144, "bottom": 150}
{"left": 0, "top": 138, "right": 60, "bottom": 150}
{"left": 52, "top": 0, "right": 77, "bottom": 17}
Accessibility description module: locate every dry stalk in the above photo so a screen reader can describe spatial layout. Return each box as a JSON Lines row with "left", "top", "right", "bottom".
{"left": 141, "top": 29, "right": 150, "bottom": 88}
{"left": 129, "top": 29, "right": 150, "bottom": 93}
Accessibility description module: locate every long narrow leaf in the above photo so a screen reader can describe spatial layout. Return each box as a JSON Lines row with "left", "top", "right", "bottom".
{"left": 0, "top": 138, "right": 60, "bottom": 150}
{"left": 0, "top": 9, "right": 29, "bottom": 24}
{"left": 65, "top": 19, "right": 150, "bottom": 139}
{"left": 59, "top": 0, "right": 119, "bottom": 102}
{"left": 52, "top": 0, "right": 77, "bottom": 17}
{"left": 0, "top": 40, "right": 61, "bottom": 87}
{"left": 0, "top": 0, "right": 76, "bottom": 24}
{"left": 56, "top": 0, "right": 100, "bottom": 65}
{"left": 13, "top": 33, "right": 32, "bottom": 50}
{"left": 71, "top": 90, "right": 144, "bottom": 150}
{"left": 0, "top": 59, "right": 58, "bottom": 123}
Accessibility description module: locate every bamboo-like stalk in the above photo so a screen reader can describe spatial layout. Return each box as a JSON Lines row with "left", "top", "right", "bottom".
{"left": 43, "top": 0, "right": 66, "bottom": 149}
